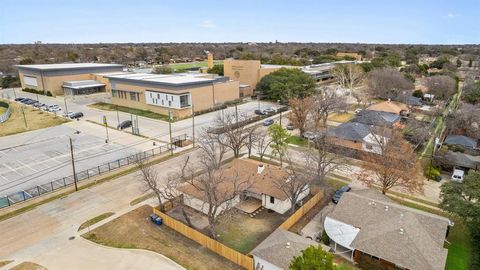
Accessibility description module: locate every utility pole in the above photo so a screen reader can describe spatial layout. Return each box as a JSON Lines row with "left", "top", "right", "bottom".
{"left": 13, "top": 87, "right": 17, "bottom": 99}
{"left": 168, "top": 110, "right": 173, "bottom": 155}
{"left": 116, "top": 105, "right": 120, "bottom": 126}
{"left": 130, "top": 113, "right": 134, "bottom": 134}
{"left": 103, "top": 115, "right": 109, "bottom": 143}
{"left": 235, "top": 103, "right": 238, "bottom": 126}
{"left": 64, "top": 96, "right": 69, "bottom": 114}
{"left": 21, "top": 106, "right": 28, "bottom": 129}
{"left": 279, "top": 111, "right": 282, "bottom": 126}
{"left": 191, "top": 104, "right": 195, "bottom": 148}
{"left": 69, "top": 137, "right": 78, "bottom": 191}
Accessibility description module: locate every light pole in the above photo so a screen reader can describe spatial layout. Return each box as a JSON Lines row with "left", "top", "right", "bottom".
{"left": 168, "top": 110, "right": 173, "bottom": 155}
{"left": 191, "top": 104, "right": 195, "bottom": 148}
{"left": 69, "top": 137, "right": 78, "bottom": 191}
{"left": 103, "top": 115, "right": 109, "bottom": 143}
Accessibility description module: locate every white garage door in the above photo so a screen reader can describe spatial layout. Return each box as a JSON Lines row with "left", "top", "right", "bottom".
{"left": 23, "top": 75, "right": 38, "bottom": 87}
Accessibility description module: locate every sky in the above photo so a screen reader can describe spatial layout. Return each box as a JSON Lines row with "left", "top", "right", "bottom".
{"left": 0, "top": 0, "right": 479, "bottom": 44}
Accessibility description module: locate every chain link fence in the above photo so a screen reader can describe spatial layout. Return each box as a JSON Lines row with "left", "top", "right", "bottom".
{"left": 0, "top": 138, "right": 184, "bottom": 209}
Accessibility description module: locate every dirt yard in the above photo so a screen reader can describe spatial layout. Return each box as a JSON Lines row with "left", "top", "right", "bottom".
{"left": 9, "top": 262, "right": 47, "bottom": 270}
{"left": 328, "top": 113, "right": 355, "bottom": 123}
{"left": 82, "top": 205, "right": 241, "bottom": 270}
{"left": 0, "top": 101, "right": 69, "bottom": 137}
{"left": 214, "top": 208, "right": 287, "bottom": 254}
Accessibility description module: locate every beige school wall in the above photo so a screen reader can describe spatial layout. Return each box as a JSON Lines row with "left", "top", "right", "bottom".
{"left": 111, "top": 80, "right": 239, "bottom": 118}
{"left": 18, "top": 71, "right": 112, "bottom": 96}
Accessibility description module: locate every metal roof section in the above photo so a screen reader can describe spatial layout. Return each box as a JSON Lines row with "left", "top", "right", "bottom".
{"left": 324, "top": 217, "right": 360, "bottom": 250}
{"left": 444, "top": 135, "right": 478, "bottom": 149}
{"left": 62, "top": 80, "right": 105, "bottom": 89}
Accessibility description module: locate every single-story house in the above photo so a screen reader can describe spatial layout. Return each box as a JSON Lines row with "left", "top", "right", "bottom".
{"left": 444, "top": 135, "right": 478, "bottom": 149}
{"left": 435, "top": 150, "right": 480, "bottom": 171}
{"left": 325, "top": 189, "right": 451, "bottom": 270}
{"left": 404, "top": 96, "right": 423, "bottom": 107}
{"left": 251, "top": 228, "right": 318, "bottom": 270}
{"left": 367, "top": 100, "right": 410, "bottom": 116}
{"left": 352, "top": 110, "right": 401, "bottom": 128}
{"left": 326, "top": 122, "right": 389, "bottom": 154}
{"left": 177, "top": 159, "right": 310, "bottom": 216}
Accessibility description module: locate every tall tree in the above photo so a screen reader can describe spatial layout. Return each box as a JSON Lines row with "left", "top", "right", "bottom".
{"left": 367, "top": 67, "right": 413, "bottom": 100}
{"left": 256, "top": 68, "right": 316, "bottom": 101}
{"left": 312, "top": 89, "right": 347, "bottom": 129}
{"left": 309, "top": 134, "right": 345, "bottom": 185}
{"left": 268, "top": 124, "right": 290, "bottom": 165}
{"left": 290, "top": 246, "right": 336, "bottom": 270}
{"left": 207, "top": 64, "right": 224, "bottom": 76}
{"left": 288, "top": 97, "right": 315, "bottom": 137}
{"left": 357, "top": 130, "right": 423, "bottom": 195}
{"left": 425, "top": 75, "right": 456, "bottom": 101}
{"left": 445, "top": 103, "right": 480, "bottom": 139}
{"left": 331, "top": 63, "right": 365, "bottom": 93}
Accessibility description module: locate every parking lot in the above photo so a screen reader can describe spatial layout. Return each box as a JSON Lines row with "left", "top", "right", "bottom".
{"left": 0, "top": 121, "right": 167, "bottom": 200}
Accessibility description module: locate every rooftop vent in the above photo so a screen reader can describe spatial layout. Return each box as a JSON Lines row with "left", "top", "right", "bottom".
{"left": 399, "top": 228, "right": 405, "bottom": 235}
{"left": 286, "top": 242, "right": 291, "bottom": 249}
{"left": 385, "top": 206, "right": 389, "bottom": 211}
{"left": 257, "top": 164, "right": 265, "bottom": 174}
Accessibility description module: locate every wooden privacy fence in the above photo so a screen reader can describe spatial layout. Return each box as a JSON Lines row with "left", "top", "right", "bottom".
{"left": 153, "top": 207, "right": 254, "bottom": 270}
{"left": 279, "top": 192, "right": 323, "bottom": 230}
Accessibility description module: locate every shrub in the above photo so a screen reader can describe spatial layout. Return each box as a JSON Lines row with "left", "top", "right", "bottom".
{"left": 46, "top": 91, "right": 53, "bottom": 97}
{"left": 412, "top": 89, "right": 423, "bottom": 98}
{"left": 356, "top": 255, "right": 387, "bottom": 270}
{"left": 321, "top": 230, "right": 330, "bottom": 245}
{"left": 424, "top": 164, "right": 441, "bottom": 180}
{"left": 448, "top": 144, "right": 465, "bottom": 153}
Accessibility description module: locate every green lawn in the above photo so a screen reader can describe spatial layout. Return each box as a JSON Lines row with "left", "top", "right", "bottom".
{"left": 286, "top": 135, "right": 308, "bottom": 147}
{"left": 328, "top": 113, "right": 355, "bottom": 123}
{"left": 88, "top": 102, "right": 172, "bottom": 121}
{"left": 168, "top": 60, "right": 223, "bottom": 71}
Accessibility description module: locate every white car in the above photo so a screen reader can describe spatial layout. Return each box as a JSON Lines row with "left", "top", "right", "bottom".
{"left": 451, "top": 169, "right": 465, "bottom": 182}
{"left": 47, "top": 105, "right": 62, "bottom": 112}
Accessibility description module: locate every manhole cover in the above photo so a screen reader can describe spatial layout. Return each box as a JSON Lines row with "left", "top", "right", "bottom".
{"left": 68, "top": 236, "right": 75, "bottom": 240}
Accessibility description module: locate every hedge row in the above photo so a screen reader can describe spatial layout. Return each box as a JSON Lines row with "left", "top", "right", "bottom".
{"left": 22, "top": 88, "right": 53, "bottom": 96}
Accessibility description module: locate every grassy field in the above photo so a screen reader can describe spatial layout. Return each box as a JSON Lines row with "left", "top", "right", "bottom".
{"left": 168, "top": 60, "right": 223, "bottom": 71}
{"left": 328, "top": 113, "right": 355, "bottom": 123}
{"left": 9, "top": 262, "right": 47, "bottom": 270}
{"left": 286, "top": 135, "right": 308, "bottom": 147}
{"left": 0, "top": 261, "right": 13, "bottom": 267}
{"left": 0, "top": 101, "right": 69, "bottom": 137}
{"left": 0, "top": 106, "right": 6, "bottom": 115}
{"left": 78, "top": 212, "right": 115, "bottom": 231}
{"left": 88, "top": 102, "right": 171, "bottom": 122}
{"left": 215, "top": 209, "right": 286, "bottom": 254}
{"left": 83, "top": 205, "right": 242, "bottom": 270}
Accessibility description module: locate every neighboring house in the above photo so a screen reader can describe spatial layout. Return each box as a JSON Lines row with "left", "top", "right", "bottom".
{"left": 326, "top": 122, "right": 388, "bottom": 154}
{"left": 404, "top": 96, "right": 423, "bottom": 107}
{"left": 325, "top": 189, "right": 450, "bottom": 270}
{"left": 251, "top": 228, "right": 317, "bottom": 270}
{"left": 444, "top": 135, "right": 478, "bottom": 149}
{"left": 435, "top": 151, "right": 480, "bottom": 171}
{"left": 177, "top": 159, "right": 310, "bottom": 216}
{"left": 352, "top": 110, "right": 401, "bottom": 128}
{"left": 366, "top": 100, "right": 410, "bottom": 116}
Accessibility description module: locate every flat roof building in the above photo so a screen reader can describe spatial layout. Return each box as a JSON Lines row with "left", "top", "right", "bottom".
{"left": 15, "top": 63, "right": 124, "bottom": 96}
{"left": 106, "top": 72, "right": 239, "bottom": 119}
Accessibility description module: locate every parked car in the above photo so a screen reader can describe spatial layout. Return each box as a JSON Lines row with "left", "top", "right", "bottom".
{"left": 263, "top": 119, "right": 274, "bottom": 126}
{"left": 23, "top": 99, "right": 36, "bottom": 105}
{"left": 117, "top": 120, "right": 132, "bottom": 130}
{"left": 355, "top": 108, "right": 363, "bottom": 114}
{"left": 33, "top": 102, "right": 45, "bottom": 108}
{"left": 264, "top": 107, "right": 277, "bottom": 114}
{"left": 332, "top": 185, "right": 351, "bottom": 204}
{"left": 14, "top": 97, "right": 25, "bottom": 102}
{"left": 254, "top": 109, "right": 266, "bottom": 115}
{"left": 451, "top": 168, "right": 465, "bottom": 182}
{"left": 46, "top": 105, "right": 62, "bottom": 112}
{"left": 302, "top": 131, "right": 317, "bottom": 140}
{"left": 69, "top": 112, "right": 84, "bottom": 119}
{"left": 20, "top": 98, "right": 32, "bottom": 103}
{"left": 286, "top": 123, "right": 295, "bottom": 130}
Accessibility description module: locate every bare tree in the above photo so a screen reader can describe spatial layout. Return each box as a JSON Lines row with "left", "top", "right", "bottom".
{"left": 255, "top": 129, "right": 272, "bottom": 161}
{"left": 404, "top": 119, "right": 431, "bottom": 150}
{"left": 312, "top": 89, "right": 347, "bottom": 129}
{"left": 178, "top": 141, "right": 253, "bottom": 238}
{"left": 331, "top": 63, "right": 365, "bottom": 93}
{"left": 288, "top": 96, "right": 315, "bottom": 137}
{"left": 357, "top": 131, "right": 423, "bottom": 195}
{"left": 135, "top": 155, "right": 180, "bottom": 211}
{"left": 212, "top": 111, "right": 256, "bottom": 158}
{"left": 425, "top": 75, "right": 456, "bottom": 101}
{"left": 308, "top": 134, "right": 345, "bottom": 185}
{"left": 445, "top": 102, "right": 480, "bottom": 139}
{"left": 273, "top": 155, "right": 315, "bottom": 214}
{"left": 367, "top": 67, "right": 414, "bottom": 100}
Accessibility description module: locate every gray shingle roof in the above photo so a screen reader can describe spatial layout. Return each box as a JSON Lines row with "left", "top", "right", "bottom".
{"left": 327, "top": 190, "right": 450, "bottom": 270}
{"left": 327, "top": 122, "right": 372, "bottom": 142}
{"left": 352, "top": 110, "right": 400, "bottom": 127}
{"left": 444, "top": 135, "right": 477, "bottom": 149}
{"left": 251, "top": 228, "right": 318, "bottom": 269}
